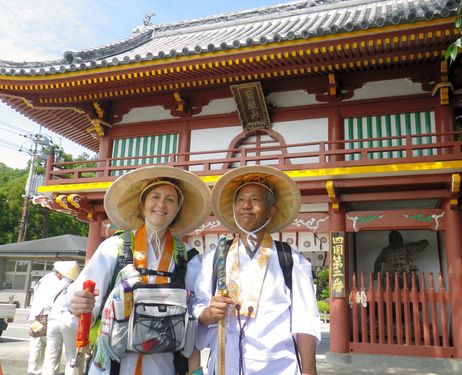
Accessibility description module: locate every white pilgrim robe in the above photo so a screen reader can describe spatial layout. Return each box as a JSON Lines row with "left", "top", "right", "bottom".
{"left": 193, "top": 240, "right": 321, "bottom": 375}
{"left": 64, "top": 233, "right": 199, "bottom": 375}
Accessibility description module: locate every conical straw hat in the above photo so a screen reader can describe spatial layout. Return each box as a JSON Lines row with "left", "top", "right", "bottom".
{"left": 104, "top": 166, "right": 211, "bottom": 236}
{"left": 211, "top": 165, "right": 300, "bottom": 233}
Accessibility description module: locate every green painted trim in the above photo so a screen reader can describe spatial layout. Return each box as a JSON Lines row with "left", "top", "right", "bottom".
{"left": 414, "top": 112, "right": 423, "bottom": 156}
{"left": 376, "top": 115, "right": 383, "bottom": 159}
{"left": 394, "top": 113, "right": 403, "bottom": 158}
{"left": 385, "top": 114, "right": 392, "bottom": 158}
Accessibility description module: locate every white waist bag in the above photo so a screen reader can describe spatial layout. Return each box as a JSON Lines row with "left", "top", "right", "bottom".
{"left": 127, "top": 284, "right": 195, "bottom": 357}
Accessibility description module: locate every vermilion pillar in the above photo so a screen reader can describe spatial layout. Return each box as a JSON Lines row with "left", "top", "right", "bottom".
{"left": 435, "top": 101, "right": 454, "bottom": 155}
{"left": 328, "top": 104, "right": 344, "bottom": 162}
{"left": 443, "top": 199, "right": 462, "bottom": 358}
{"left": 97, "top": 136, "right": 111, "bottom": 177}
{"left": 328, "top": 203, "right": 350, "bottom": 354}
{"left": 86, "top": 215, "right": 104, "bottom": 262}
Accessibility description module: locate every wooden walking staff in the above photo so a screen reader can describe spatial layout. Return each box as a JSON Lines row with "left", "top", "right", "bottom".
{"left": 70, "top": 279, "right": 96, "bottom": 375}
{"left": 216, "top": 237, "right": 228, "bottom": 375}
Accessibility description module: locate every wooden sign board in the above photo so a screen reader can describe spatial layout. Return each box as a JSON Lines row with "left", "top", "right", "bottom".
{"left": 231, "top": 82, "right": 271, "bottom": 130}
{"left": 330, "top": 231, "right": 346, "bottom": 297}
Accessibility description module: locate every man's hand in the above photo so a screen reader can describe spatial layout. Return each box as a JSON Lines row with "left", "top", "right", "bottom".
{"left": 70, "top": 288, "right": 99, "bottom": 316}
{"left": 199, "top": 295, "right": 234, "bottom": 326}
{"left": 297, "top": 333, "right": 317, "bottom": 375}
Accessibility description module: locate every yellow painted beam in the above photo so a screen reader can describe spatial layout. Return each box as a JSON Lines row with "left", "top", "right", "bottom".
{"left": 38, "top": 160, "right": 462, "bottom": 193}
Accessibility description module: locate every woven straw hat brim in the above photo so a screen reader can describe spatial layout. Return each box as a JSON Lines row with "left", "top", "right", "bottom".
{"left": 211, "top": 166, "right": 301, "bottom": 233}
{"left": 54, "top": 261, "right": 80, "bottom": 281}
{"left": 104, "top": 166, "right": 211, "bottom": 236}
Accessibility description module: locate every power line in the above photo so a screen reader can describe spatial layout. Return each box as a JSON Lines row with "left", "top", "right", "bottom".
{"left": 18, "top": 133, "right": 55, "bottom": 242}
{"left": 0, "top": 124, "right": 29, "bottom": 137}
{"left": 0, "top": 139, "right": 23, "bottom": 149}
{"left": 0, "top": 120, "right": 34, "bottom": 136}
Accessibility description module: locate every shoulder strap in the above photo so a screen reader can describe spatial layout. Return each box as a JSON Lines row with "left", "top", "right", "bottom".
{"left": 172, "top": 239, "right": 187, "bottom": 287}
{"left": 187, "top": 248, "right": 199, "bottom": 260}
{"left": 211, "top": 239, "right": 233, "bottom": 296}
{"left": 171, "top": 237, "right": 199, "bottom": 288}
{"left": 275, "top": 240, "right": 293, "bottom": 292}
{"left": 98, "top": 231, "right": 132, "bottom": 320}
{"left": 122, "top": 230, "right": 133, "bottom": 264}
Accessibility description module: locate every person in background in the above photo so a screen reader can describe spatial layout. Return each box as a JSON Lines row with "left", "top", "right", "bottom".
{"left": 27, "top": 261, "right": 80, "bottom": 375}
{"left": 40, "top": 261, "right": 80, "bottom": 375}
{"left": 193, "top": 165, "right": 320, "bottom": 375}
{"left": 68, "top": 166, "right": 211, "bottom": 375}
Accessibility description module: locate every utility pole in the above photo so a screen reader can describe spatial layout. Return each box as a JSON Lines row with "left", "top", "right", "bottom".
{"left": 17, "top": 133, "right": 53, "bottom": 242}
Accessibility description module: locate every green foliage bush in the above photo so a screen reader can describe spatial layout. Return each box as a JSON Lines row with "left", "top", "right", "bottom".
{"left": 317, "top": 300, "right": 330, "bottom": 313}
{"left": 445, "top": 3, "right": 462, "bottom": 64}
{"left": 313, "top": 266, "right": 330, "bottom": 301}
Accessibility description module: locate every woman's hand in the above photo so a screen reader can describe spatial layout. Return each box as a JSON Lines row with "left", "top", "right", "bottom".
{"left": 70, "top": 288, "right": 99, "bottom": 316}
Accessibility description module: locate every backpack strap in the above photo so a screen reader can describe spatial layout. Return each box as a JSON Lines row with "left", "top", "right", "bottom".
{"left": 274, "top": 240, "right": 293, "bottom": 293}
{"left": 187, "top": 248, "right": 199, "bottom": 260}
{"left": 171, "top": 238, "right": 188, "bottom": 288}
{"left": 122, "top": 230, "right": 133, "bottom": 264}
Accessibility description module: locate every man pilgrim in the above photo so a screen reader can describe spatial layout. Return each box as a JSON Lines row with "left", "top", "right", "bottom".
{"left": 193, "top": 165, "right": 320, "bottom": 375}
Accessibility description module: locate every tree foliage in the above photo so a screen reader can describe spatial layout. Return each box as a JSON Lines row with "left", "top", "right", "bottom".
{"left": 0, "top": 160, "right": 89, "bottom": 244}
{"left": 313, "top": 266, "right": 329, "bottom": 301}
{"left": 445, "top": 2, "right": 462, "bottom": 64}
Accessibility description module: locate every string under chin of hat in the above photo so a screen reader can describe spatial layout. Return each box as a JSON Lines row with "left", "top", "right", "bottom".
{"left": 233, "top": 209, "right": 271, "bottom": 252}
{"left": 144, "top": 221, "right": 167, "bottom": 255}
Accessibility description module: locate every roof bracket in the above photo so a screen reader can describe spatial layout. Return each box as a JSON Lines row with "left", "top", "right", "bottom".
{"left": 326, "top": 180, "right": 340, "bottom": 213}
{"left": 450, "top": 173, "right": 461, "bottom": 209}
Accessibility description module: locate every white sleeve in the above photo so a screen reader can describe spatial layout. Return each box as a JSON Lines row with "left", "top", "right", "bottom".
{"left": 185, "top": 254, "right": 202, "bottom": 292}
{"left": 192, "top": 248, "right": 217, "bottom": 350}
{"left": 290, "top": 250, "right": 321, "bottom": 344}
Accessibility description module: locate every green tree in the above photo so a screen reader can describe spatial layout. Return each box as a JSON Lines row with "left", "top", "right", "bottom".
{"left": 445, "top": 2, "right": 462, "bottom": 64}
{"left": 0, "top": 159, "right": 89, "bottom": 244}
{"left": 0, "top": 164, "right": 28, "bottom": 243}
{"left": 313, "top": 267, "right": 329, "bottom": 301}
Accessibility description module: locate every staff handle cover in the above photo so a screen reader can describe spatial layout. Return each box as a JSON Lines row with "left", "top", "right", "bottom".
{"left": 76, "top": 279, "right": 96, "bottom": 348}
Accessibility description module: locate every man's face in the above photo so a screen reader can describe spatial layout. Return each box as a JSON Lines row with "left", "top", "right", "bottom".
{"left": 233, "top": 184, "right": 275, "bottom": 232}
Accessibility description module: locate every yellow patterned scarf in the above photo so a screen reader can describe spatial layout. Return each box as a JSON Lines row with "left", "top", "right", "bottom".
{"left": 226, "top": 233, "right": 273, "bottom": 318}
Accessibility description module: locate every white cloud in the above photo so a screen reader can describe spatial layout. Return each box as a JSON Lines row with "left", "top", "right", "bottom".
{"left": 0, "top": 0, "right": 282, "bottom": 168}
{"left": 0, "top": 0, "right": 117, "bottom": 61}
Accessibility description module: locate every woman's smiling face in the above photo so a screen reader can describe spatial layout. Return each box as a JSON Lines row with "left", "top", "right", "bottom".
{"left": 141, "top": 184, "right": 180, "bottom": 230}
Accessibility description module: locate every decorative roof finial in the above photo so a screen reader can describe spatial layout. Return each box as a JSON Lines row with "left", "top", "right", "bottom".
{"left": 133, "top": 11, "right": 156, "bottom": 34}
{"left": 143, "top": 11, "right": 155, "bottom": 26}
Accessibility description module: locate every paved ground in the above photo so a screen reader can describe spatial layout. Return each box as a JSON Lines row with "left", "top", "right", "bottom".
{"left": 0, "top": 318, "right": 460, "bottom": 374}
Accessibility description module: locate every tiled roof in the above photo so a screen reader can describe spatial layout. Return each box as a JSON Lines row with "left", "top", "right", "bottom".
{"left": 0, "top": 234, "right": 87, "bottom": 255}
{"left": 0, "top": 0, "right": 459, "bottom": 76}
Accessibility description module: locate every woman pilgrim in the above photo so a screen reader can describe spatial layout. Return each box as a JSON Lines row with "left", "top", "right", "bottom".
{"left": 69, "top": 166, "right": 210, "bottom": 375}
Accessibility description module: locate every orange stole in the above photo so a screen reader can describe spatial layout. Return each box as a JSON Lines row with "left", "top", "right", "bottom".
{"left": 133, "top": 225, "right": 175, "bottom": 374}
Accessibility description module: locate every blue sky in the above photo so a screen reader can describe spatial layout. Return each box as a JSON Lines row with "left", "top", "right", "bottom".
{"left": 0, "top": 0, "right": 287, "bottom": 168}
